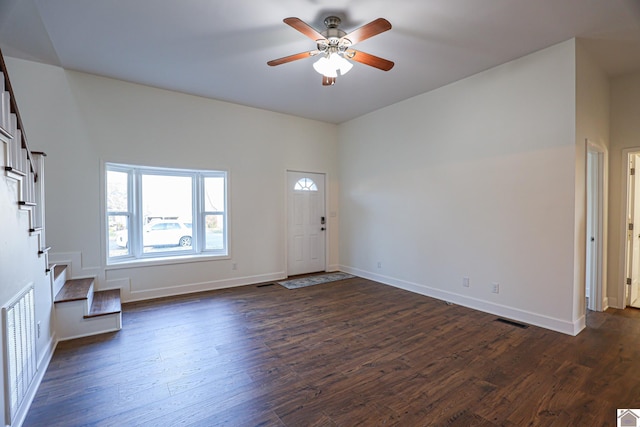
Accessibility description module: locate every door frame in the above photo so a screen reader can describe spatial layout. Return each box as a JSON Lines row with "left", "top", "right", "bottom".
{"left": 627, "top": 152, "right": 640, "bottom": 308}
{"left": 586, "top": 140, "right": 606, "bottom": 311}
{"left": 619, "top": 147, "right": 640, "bottom": 309}
{"left": 285, "top": 170, "right": 328, "bottom": 276}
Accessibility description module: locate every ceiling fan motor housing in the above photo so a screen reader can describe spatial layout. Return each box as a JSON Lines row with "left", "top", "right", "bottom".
{"left": 319, "top": 16, "right": 350, "bottom": 53}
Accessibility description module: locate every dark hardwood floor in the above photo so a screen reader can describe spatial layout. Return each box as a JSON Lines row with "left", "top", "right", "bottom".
{"left": 24, "top": 276, "right": 640, "bottom": 426}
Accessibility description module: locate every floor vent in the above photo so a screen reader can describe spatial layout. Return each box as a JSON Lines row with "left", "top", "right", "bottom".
{"left": 256, "top": 283, "right": 275, "bottom": 288}
{"left": 495, "top": 318, "right": 529, "bottom": 329}
{"left": 2, "top": 284, "right": 37, "bottom": 425}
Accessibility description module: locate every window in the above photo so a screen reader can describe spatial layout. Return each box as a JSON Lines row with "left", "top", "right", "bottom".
{"left": 106, "top": 163, "right": 227, "bottom": 263}
{"left": 294, "top": 177, "right": 318, "bottom": 191}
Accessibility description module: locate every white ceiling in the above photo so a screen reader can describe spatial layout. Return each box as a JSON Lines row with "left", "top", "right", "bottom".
{"left": 2, "top": 0, "right": 640, "bottom": 124}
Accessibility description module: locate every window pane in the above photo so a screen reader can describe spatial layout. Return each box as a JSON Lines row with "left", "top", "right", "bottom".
{"left": 141, "top": 175, "right": 193, "bottom": 253}
{"left": 205, "top": 214, "right": 225, "bottom": 250}
{"left": 204, "top": 176, "right": 225, "bottom": 212}
{"left": 107, "top": 170, "right": 128, "bottom": 211}
{"left": 294, "top": 177, "right": 318, "bottom": 191}
{"left": 108, "top": 215, "right": 129, "bottom": 257}
{"left": 106, "top": 163, "right": 228, "bottom": 263}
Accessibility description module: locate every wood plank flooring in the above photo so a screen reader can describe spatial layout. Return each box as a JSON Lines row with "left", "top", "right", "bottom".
{"left": 24, "top": 276, "right": 640, "bottom": 426}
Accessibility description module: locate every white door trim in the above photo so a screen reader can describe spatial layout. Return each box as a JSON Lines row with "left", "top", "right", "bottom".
{"left": 618, "top": 147, "right": 640, "bottom": 309}
{"left": 586, "top": 140, "right": 606, "bottom": 312}
{"left": 285, "top": 170, "right": 327, "bottom": 276}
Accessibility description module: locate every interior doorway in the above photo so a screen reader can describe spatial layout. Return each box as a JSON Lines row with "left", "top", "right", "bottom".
{"left": 286, "top": 171, "right": 326, "bottom": 276}
{"left": 625, "top": 152, "right": 640, "bottom": 308}
{"left": 586, "top": 141, "right": 606, "bottom": 312}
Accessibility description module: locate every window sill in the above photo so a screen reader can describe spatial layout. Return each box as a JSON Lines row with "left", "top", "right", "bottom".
{"left": 106, "top": 253, "right": 230, "bottom": 270}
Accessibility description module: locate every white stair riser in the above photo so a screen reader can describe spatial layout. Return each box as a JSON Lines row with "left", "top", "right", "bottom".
{"left": 86, "top": 282, "right": 94, "bottom": 313}
{"left": 55, "top": 302, "right": 121, "bottom": 341}
{"left": 52, "top": 269, "right": 67, "bottom": 299}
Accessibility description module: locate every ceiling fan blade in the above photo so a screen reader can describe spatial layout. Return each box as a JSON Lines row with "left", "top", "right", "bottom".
{"left": 341, "top": 18, "right": 391, "bottom": 45}
{"left": 322, "top": 76, "right": 336, "bottom": 86}
{"left": 283, "top": 17, "right": 326, "bottom": 42}
{"left": 347, "top": 50, "right": 394, "bottom": 71}
{"left": 267, "top": 51, "right": 317, "bottom": 66}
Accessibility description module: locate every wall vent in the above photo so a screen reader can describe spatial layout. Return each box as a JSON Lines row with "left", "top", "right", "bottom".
{"left": 2, "top": 285, "right": 37, "bottom": 425}
{"left": 256, "top": 283, "right": 275, "bottom": 288}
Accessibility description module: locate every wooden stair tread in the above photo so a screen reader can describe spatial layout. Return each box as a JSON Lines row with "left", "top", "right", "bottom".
{"left": 86, "top": 289, "right": 121, "bottom": 318}
{"left": 52, "top": 264, "right": 67, "bottom": 281}
{"left": 54, "top": 278, "right": 93, "bottom": 303}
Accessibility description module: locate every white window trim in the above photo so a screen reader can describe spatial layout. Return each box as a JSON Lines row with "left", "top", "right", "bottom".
{"left": 105, "top": 162, "right": 228, "bottom": 265}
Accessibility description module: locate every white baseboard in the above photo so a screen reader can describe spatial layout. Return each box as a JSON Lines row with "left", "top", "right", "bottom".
{"left": 340, "top": 265, "right": 582, "bottom": 336}
{"left": 607, "top": 296, "right": 620, "bottom": 309}
{"left": 573, "top": 315, "right": 586, "bottom": 335}
{"left": 327, "top": 264, "right": 340, "bottom": 272}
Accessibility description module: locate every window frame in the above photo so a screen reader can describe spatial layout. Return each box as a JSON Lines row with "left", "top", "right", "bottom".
{"left": 105, "top": 162, "right": 228, "bottom": 265}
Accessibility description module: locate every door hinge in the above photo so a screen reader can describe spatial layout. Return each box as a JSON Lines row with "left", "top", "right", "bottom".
{"left": 632, "top": 168, "right": 636, "bottom": 176}
{"left": 630, "top": 223, "right": 634, "bottom": 231}
{"left": 627, "top": 278, "right": 632, "bottom": 285}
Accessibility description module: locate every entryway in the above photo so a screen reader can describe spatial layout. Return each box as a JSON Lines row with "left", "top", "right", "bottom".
{"left": 586, "top": 142, "right": 605, "bottom": 311}
{"left": 624, "top": 151, "right": 640, "bottom": 308}
{"left": 286, "top": 171, "right": 326, "bottom": 276}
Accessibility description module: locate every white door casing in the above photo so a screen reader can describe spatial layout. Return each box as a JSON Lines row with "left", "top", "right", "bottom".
{"left": 586, "top": 142, "right": 606, "bottom": 312}
{"left": 586, "top": 151, "right": 596, "bottom": 310}
{"left": 629, "top": 154, "right": 640, "bottom": 307}
{"left": 618, "top": 148, "right": 640, "bottom": 309}
{"left": 585, "top": 140, "right": 608, "bottom": 311}
{"left": 287, "top": 171, "right": 326, "bottom": 276}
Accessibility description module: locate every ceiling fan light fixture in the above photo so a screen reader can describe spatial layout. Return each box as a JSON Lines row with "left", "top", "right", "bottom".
{"left": 268, "top": 16, "right": 393, "bottom": 85}
{"left": 334, "top": 54, "right": 353, "bottom": 75}
{"left": 313, "top": 53, "right": 352, "bottom": 77}
{"left": 313, "top": 56, "right": 336, "bottom": 77}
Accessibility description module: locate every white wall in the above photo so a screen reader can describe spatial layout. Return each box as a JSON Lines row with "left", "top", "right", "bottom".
{"left": 608, "top": 71, "right": 640, "bottom": 308}
{"left": 6, "top": 57, "right": 339, "bottom": 302}
{"left": 338, "top": 40, "right": 581, "bottom": 334}
{"left": 575, "top": 40, "right": 610, "bottom": 318}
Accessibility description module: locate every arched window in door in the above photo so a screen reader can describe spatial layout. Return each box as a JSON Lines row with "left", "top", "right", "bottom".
{"left": 294, "top": 177, "right": 318, "bottom": 191}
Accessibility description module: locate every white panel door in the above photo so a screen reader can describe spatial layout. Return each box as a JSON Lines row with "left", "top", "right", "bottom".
{"left": 630, "top": 155, "right": 640, "bottom": 308}
{"left": 586, "top": 152, "right": 595, "bottom": 309}
{"left": 287, "top": 171, "right": 326, "bottom": 276}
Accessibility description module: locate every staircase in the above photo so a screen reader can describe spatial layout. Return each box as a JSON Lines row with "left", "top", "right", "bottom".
{"left": 52, "top": 265, "right": 122, "bottom": 340}
{"left": 1, "top": 47, "right": 122, "bottom": 342}
{"left": 0, "top": 45, "right": 123, "bottom": 427}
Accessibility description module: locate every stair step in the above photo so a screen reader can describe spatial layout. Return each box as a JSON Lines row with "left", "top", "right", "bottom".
{"left": 86, "top": 289, "right": 121, "bottom": 318}
{"left": 52, "top": 264, "right": 67, "bottom": 281}
{"left": 54, "top": 278, "right": 93, "bottom": 303}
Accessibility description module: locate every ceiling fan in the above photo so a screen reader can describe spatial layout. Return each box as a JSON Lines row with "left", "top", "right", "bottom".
{"left": 267, "top": 16, "right": 394, "bottom": 86}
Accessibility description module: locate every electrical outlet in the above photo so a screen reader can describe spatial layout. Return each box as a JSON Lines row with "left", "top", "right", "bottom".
{"left": 463, "top": 277, "right": 470, "bottom": 288}
{"left": 492, "top": 283, "right": 500, "bottom": 294}
{"left": 232, "top": 263, "right": 237, "bottom": 270}
{"left": 377, "top": 262, "right": 382, "bottom": 268}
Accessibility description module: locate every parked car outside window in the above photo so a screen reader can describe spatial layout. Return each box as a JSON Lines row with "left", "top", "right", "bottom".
{"left": 116, "top": 220, "right": 192, "bottom": 248}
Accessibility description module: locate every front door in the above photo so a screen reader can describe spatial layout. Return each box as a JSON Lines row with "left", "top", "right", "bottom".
{"left": 287, "top": 171, "right": 326, "bottom": 276}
